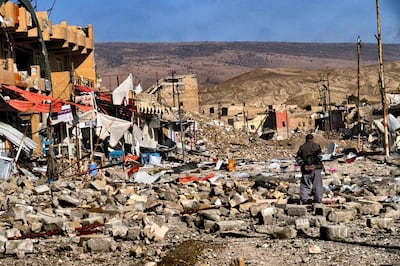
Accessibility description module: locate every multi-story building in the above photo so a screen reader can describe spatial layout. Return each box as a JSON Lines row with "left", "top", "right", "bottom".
{"left": 0, "top": 1, "right": 96, "bottom": 153}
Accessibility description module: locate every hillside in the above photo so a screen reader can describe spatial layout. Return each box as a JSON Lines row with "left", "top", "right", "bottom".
{"left": 94, "top": 42, "right": 400, "bottom": 106}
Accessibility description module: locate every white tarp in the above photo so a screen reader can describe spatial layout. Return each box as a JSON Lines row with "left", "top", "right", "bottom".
{"left": 96, "top": 113, "right": 132, "bottom": 147}
{"left": 132, "top": 124, "right": 158, "bottom": 149}
{"left": 373, "top": 114, "right": 400, "bottom": 133}
{"left": 112, "top": 73, "right": 133, "bottom": 105}
{"left": 387, "top": 94, "right": 400, "bottom": 105}
{"left": 134, "top": 83, "right": 143, "bottom": 95}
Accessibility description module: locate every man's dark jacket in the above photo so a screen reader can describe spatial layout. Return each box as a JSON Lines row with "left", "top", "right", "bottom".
{"left": 295, "top": 140, "right": 323, "bottom": 172}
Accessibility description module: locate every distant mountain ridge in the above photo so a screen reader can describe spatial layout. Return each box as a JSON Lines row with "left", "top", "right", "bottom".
{"left": 94, "top": 42, "right": 400, "bottom": 106}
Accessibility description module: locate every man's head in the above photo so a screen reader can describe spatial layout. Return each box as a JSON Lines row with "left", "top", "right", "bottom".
{"left": 306, "top": 134, "right": 314, "bottom": 142}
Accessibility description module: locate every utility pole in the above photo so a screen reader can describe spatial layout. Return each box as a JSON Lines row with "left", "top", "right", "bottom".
{"left": 168, "top": 71, "right": 185, "bottom": 161}
{"left": 242, "top": 102, "right": 247, "bottom": 132}
{"left": 376, "top": 0, "right": 390, "bottom": 156}
{"left": 176, "top": 79, "right": 185, "bottom": 162}
{"left": 172, "top": 71, "right": 176, "bottom": 107}
{"left": 357, "top": 36, "right": 362, "bottom": 152}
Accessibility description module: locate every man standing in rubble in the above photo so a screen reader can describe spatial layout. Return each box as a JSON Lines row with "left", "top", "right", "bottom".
{"left": 295, "top": 134, "right": 324, "bottom": 204}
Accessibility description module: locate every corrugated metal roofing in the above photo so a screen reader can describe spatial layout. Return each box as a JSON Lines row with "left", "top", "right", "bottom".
{"left": 0, "top": 121, "right": 37, "bottom": 155}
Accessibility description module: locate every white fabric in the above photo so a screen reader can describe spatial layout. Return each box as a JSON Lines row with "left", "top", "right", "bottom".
{"left": 78, "top": 110, "right": 96, "bottom": 123}
{"left": 132, "top": 124, "right": 158, "bottom": 149}
{"left": 387, "top": 94, "right": 400, "bottom": 105}
{"left": 112, "top": 73, "right": 133, "bottom": 105}
{"left": 96, "top": 113, "right": 132, "bottom": 147}
{"left": 51, "top": 105, "right": 74, "bottom": 125}
{"left": 134, "top": 83, "right": 143, "bottom": 94}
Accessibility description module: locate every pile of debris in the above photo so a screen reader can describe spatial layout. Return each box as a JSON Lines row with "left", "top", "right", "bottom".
{"left": 0, "top": 122, "right": 399, "bottom": 265}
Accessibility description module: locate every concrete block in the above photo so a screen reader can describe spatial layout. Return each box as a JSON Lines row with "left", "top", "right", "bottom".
{"left": 295, "top": 218, "right": 310, "bottom": 230}
{"left": 5, "top": 239, "right": 34, "bottom": 256}
{"left": 313, "top": 204, "right": 331, "bottom": 216}
{"left": 249, "top": 203, "right": 271, "bottom": 217}
{"left": 127, "top": 226, "right": 141, "bottom": 241}
{"left": 214, "top": 220, "right": 245, "bottom": 232}
{"left": 260, "top": 207, "right": 276, "bottom": 225}
{"left": 143, "top": 223, "right": 169, "bottom": 242}
{"left": 320, "top": 225, "right": 348, "bottom": 240}
{"left": 272, "top": 226, "right": 297, "bottom": 239}
{"left": 34, "top": 184, "right": 50, "bottom": 194}
{"left": 203, "top": 220, "right": 216, "bottom": 232}
{"left": 358, "top": 202, "right": 383, "bottom": 216}
{"left": 180, "top": 199, "right": 200, "bottom": 213}
{"left": 229, "top": 193, "right": 247, "bottom": 208}
{"left": 58, "top": 195, "right": 80, "bottom": 207}
{"left": 286, "top": 205, "right": 307, "bottom": 216}
{"left": 81, "top": 216, "right": 105, "bottom": 226}
{"left": 198, "top": 209, "right": 221, "bottom": 221}
{"left": 87, "top": 237, "right": 113, "bottom": 252}
{"left": 90, "top": 179, "right": 108, "bottom": 191}
{"left": 327, "top": 209, "right": 357, "bottom": 223}
{"left": 0, "top": 235, "right": 7, "bottom": 253}
{"left": 105, "top": 221, "right": 129, "bottom": 239}
{"left": 367, "top": 217, "right": 393, "bottom": 229}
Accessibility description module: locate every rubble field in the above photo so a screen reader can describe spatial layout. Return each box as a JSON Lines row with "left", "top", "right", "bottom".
{"left": 0, "top": 115, "right": 400, "bottom": 266}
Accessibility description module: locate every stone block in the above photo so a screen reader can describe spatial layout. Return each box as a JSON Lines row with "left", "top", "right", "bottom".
{"left": 320, "top": 225, "right": 348, "bottom": 240}
{"left": 295, "top": 218, "right": 310, "bottom": 230}
{"left": 313, "top": 204, "right": 331, "bottom": 216}
{"left": 367, "top": 217, "right": 393, "bottom": 229}
{"left": 90, "top": 179, "right": 108, "bottom": 191}
{"left": 260, "top": 207, "right": 275, "bottom": 225}
{"left": 127, "top": 226, "right": 141, "bottom": 241}
{"left": 249, "top": 203, "right": 271, "bottom": 217}
{"left": 272, "top": 226, "right": 297, "bottom": 239}
{"left": 286, "top": 205, "right": 307, "bottom": 216}
{"left": 41, "top": 216, "right": 64, "bottom": 232}
{"left": 203, "top": 220, "right": 216, "bottom": 232}
{"left": 5, "top": 239, "right": 34, "bottom": 256}
{"left": 229, "top": 193, "right": 247, "bottom": 208}
{"left": 310, "top": 216, "right": 327, "bottom": 227}
{"left": 58, "top": 195, "right": 80, "bottom": 207}
{"left": 87, "top": 237, "right": 113, "bottom": 252}
{"left": 0, "top": 235, "right": 6, "bottom": 253}
{"left": 143, "top": 223, "right": 169, "bottom": 242}
{"left": 180, "top": 199, "right": 201, "bottom": 213}
{"left": 34, "top": 184, "right": 50, "bottom": 194}
{"left": 214, "top": 220, "right": 245, "bottom": 232}
{"left": 81, "top": 216, "right": 105, "bottom": 226}
{"left": 327, "top": 209, "right": 357, "bottom": 223}
{"left": 12, "top": 206, "right": 27, "bottom": 224}
{"left": 382, "top": 208, "right": 400, "bottom": 219}
{"left": 211, "top": 186, "right": 225, "bottom": 196}
{"left": 198, "top": 209, "right": 221, "bottom": 221}
{"left": 30, "top": 222, "right": 42, "bottom": 233}
{"left": 105, "top": 221, "right": 129, "bottom": 239}
{"left": 357, "top": 202, "right": 383, "bottom": 216}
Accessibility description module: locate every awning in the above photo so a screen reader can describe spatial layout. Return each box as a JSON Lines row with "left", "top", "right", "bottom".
{"left": 2, "top": 85, "right": 93, "bottom": 113}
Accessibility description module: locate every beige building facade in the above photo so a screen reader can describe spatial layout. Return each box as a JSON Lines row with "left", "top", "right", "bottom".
{"left": 0, "top": 1, "right": 96, "bottom": 153}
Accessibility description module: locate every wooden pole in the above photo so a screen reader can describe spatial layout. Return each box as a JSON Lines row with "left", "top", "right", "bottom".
{"left": 376, "top": 0, "right": 390, "bottom": 156}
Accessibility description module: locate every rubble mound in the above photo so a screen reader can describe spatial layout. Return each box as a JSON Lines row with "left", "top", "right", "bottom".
{"left": 0, "top": 111, "right": 400, "bottom": 265}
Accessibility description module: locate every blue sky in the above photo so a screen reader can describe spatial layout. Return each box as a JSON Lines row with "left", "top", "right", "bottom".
{"left": 34, "top": 0, "right": 400, "bottom": 43}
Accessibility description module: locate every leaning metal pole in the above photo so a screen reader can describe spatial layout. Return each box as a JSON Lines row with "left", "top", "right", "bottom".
{"left": 357, "top": 36, "right": 361, "bottom": 152}
{"left": 376, "top": 0, "right": 390, "bottom": 156}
